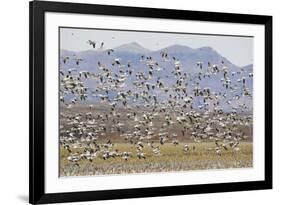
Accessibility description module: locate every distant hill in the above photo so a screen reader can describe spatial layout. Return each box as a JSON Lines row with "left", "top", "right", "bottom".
{"left": 114, "top": 42, "right": 150, "bottom": 54}
{"left": 61, "top": 43, "right": 241, "bottom": 74}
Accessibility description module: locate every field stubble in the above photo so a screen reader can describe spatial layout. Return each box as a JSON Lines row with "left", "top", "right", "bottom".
{"left": 60, "top": 142, "right": 253, "bottom": 176}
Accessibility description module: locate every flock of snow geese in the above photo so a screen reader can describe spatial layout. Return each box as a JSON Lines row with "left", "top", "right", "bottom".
{"left": 59, "top": 38, "right": 253, "bottom": 167}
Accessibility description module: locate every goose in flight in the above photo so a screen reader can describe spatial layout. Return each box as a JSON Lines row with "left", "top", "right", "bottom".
{"left": 196, "top": 61, "right": 203, "bottom": 69}
{"left": 172, "top": 139, "right": 179, "bottom": 145}
{"left": 63, "top": 56, "right": 70, "bottom": 64}
{"left": 137, "top": 152, "right": 146, "bottom": 159}
{"left": 152, "top": 146, "right": 161, "bottom": 156}
{"left": 67, "top": 68, "right": 77, "bottom": 74}
{"left": 100, "top": 42, "right": 104, "bottom": 49}
{"left": 87, "top": 40, "right": 96, "bottom": 48}
{"left": 183, "top": 144, "right": 189, "bottom": 153}
{"left": 160, "top": 51, "right": 168, "bottom": 61}
{"left": 75, "top": 58, "right": 83, "bottom": 65}
{"left": 113, "top": 58, "right": 121, "bottom": 65}
{"left": 122, "top": 152, "right": 132, "bottom": 161}
{"left": 106, "top": 49, "right": 114, "bottom": 55}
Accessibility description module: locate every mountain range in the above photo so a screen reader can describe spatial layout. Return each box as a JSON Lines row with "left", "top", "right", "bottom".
{"left": 61, "top": 42, "right": 252, "bottom": 73}
{"left": 60, "top": 42, "right": 253, "bottom": 111}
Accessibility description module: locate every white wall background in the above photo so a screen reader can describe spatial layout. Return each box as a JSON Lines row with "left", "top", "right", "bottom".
{"left": 0, "top": 0, "right": 279, "bottom": 204}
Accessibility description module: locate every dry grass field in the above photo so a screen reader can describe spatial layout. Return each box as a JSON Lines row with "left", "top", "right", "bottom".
{"left": 60, "top": 142, "right": 253, "bottom": 176}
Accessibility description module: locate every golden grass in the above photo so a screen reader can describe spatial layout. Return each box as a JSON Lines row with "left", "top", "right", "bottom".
{"left": 60, "top": 142, "right": 253, "bottom": 176}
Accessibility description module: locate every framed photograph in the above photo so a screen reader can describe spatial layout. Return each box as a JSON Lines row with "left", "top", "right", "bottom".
{"left": 29, "top": 1, "right": 272, "bottom": 204}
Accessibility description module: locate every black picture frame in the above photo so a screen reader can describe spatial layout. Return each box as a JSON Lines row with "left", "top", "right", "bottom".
{"left": 29, "top": 1, "right": 272, "bottom": 204}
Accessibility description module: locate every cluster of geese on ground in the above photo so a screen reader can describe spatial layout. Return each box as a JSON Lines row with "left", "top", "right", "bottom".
{"left": 59, "top": 39, "right": 253, "bottom": 167}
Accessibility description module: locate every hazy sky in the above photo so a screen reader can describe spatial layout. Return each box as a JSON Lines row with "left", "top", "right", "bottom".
{"left": 60, "top": 27, "right": 253, "bottom": 67}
